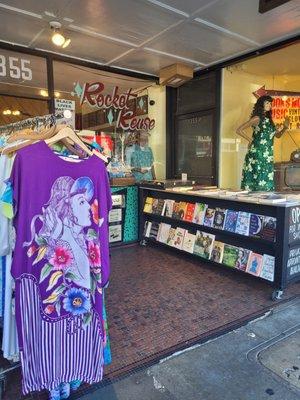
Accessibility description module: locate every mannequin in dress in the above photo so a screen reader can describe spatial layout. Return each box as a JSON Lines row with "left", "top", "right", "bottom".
{"left": 236, "top": 95, "right": 289, "bottom": 191}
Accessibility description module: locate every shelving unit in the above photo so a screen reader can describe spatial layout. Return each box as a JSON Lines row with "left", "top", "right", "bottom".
{"left": 139, "top": 186, "right": 300, "bottom": 300}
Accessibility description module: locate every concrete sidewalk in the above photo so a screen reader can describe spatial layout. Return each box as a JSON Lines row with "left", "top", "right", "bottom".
{"left": 77, "top": 297, "right": 300, "bottom": 400}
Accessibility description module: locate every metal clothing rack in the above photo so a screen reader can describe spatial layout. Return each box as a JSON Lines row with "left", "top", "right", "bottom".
{"left": 0, "top": 113, "right": 64, "bottom": 135}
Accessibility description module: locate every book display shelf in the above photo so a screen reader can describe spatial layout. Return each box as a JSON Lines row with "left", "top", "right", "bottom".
{"left": 139, "top": 186, "right": 300, "bottom": 300}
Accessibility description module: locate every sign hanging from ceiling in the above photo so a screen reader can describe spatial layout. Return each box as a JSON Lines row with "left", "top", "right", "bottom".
{"left": 72, "top": 81, "right": 155, "bottom": 132}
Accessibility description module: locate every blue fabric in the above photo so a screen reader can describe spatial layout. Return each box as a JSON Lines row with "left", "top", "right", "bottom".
{"left": 130, "top": 146, "right": 154, "bottom": 182}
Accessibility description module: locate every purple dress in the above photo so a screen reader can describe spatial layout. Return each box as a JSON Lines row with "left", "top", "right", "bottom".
{"left": 9, "top": 141, "right": 112, "bottom": 394}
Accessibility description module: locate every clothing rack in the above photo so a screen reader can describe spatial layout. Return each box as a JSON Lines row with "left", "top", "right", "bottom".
{"left": 0, "top": 113, "right": 64, "bottom": 135}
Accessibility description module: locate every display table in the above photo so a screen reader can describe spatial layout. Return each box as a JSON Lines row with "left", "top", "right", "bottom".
{"left": 139, "top": 186, "right": 300, "bottom": 299}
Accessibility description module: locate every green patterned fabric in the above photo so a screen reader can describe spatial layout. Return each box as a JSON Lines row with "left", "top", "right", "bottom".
{"left": 111, "top": 185, "right": 138, "bottom": 242}
{"left": 241, "top": 117, "right": 276, "bottom": 191}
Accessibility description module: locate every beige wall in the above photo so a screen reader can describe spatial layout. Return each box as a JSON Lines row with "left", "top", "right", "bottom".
{"left": 220, "top": 68, "right": 300, "bottom": 189}
{"left": 147, "top": 85, "right": 166, "bottom": 180}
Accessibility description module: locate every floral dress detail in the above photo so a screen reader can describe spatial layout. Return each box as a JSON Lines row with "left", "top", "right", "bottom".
{"left": 241, "top": 117, "right": 276, "bottom": 191}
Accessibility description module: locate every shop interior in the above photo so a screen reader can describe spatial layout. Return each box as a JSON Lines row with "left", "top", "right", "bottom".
{"left": 0, "top": 1, "right": 299, "bottom": 399}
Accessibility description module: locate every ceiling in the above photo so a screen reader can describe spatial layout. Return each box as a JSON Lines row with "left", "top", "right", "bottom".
{"left": 0, "top": 0, "right": 299, "bottom": 76}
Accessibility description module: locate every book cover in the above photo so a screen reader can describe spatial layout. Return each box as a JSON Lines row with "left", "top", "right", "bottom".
{"left": 173, "top": 227, "right": 187, "bottom": 250}
{"left": 109, "top": 224, "right": 122, "bottom": 243}
{"left": 246, "top": 252, "right": 264, "bottom": 276}
{"left": 222, "top": 245, "right": 240, "bottom": 268}
{"left": 184, "top": 203, "right": 196, "bottom": 222}
{"left": 235, "top": 248, "right": 251, "bottom": 271}
{"left": 235, "top": 212, "right": 250, "bottom": 236}
{"left": 249, "top": 214, "right": 264, "bottom": 238}
{"left": 163, "top": 199, "right": 175, "bottom": 217}
{"left": 203, "top": 207, "right": 215, "bottom": 227}
{"left": 166, "top": 227, "right": 176, "bottom": 246}
{"left": 152, "top": 198, "right": 164, "bottom": 215}
{"left": 192, "top": 203, "right": 207, "bottom": 225}
{"left": 112, "top": 194, "right": 124, "bottom": 207}
{"left": 178, "top": 202, "right": 188, "bottom": 220}
{"left": 149, "top": 222, "right": 160, "bottom": 240}
{"left": 143, "top": 196, "right": 154, "bottom": 213}
{"left": 223, "top": 210, "right": 239, "bottom": 233}
{"left": 260, "top": 217, "right": 276, "bottom": 242}
{"left": 210, "top": 241, "right": 225, "bottom": 263}
{"left": 213, "top": 208, "right": 227, "bottom": 229}
{"left": 193, "top": 230, "right": 215, "bottom": 259}
{"left": 157, "top": 223, "right": 171, "bottom": 243}
{"left": 182, "top": 232, "right": 196, "bottom": 254}
{"left": 172, "top": 202, "right": 181, "bottom": 219}
{"left": 143, "top": 221, "right": 152, "bottom": 238}
{"left": 260, "top": 254, "right": 275, "bottom": 282}
{"left": 109, "top": 208, "right": 122, "bottom": 223}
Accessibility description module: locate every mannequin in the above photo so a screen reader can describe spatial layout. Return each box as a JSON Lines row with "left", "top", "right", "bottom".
{"left": 236, "top": 95, "right": 289, "bottom": 191}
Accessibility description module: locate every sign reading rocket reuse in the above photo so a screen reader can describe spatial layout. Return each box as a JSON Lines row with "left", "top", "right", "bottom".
{"left": 80, "top": 82, "right": 155, "bottom": 131}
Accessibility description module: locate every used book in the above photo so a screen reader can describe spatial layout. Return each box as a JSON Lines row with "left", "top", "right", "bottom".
{"left": 152, "top": 198, "right": 165, "bottom": 215}
{"left": 143, "top": 196, "right": 154, "bottom": 213}
{"left": 192, "top": 203, "right": 207, "bottom": 225}
{"left": 193, "top": 230, "right": 215, "bottom": 259}
{"left": 182, "top": 232, "right": 196, "bottom": 254}
{"left": 246, "top": 252, "right": 264, "bottom": 276}
{"left": 163, "top": 199, "right": 175, "bottom": 218}
{"left": 203, "top": 207, "right": 215, "bottom": 227}
{"left": 260, "top": 216, "right": 276, "bottom": 242}
{"left": 149, "top": 222, "right": 160, "bottom": 240}
{"left": 210, "top": 241, "right": 225, "bottom": 263}
{"left": 184, "top": 203, "right": 196, "bottom": 222}
{"left": 213, "top": 208, "right": 227, "bottom": 229}
{"left": 143, "top": 221, "right": 152, "bottom": 238}
{"left": 223, "top": 210, "right": 239, "bottom": 233}
{"left": 249, "top": 213, "right": 264, "bottom": 238}
{"left": 222, "top": 244, "right": 240, "bottom": 268}
{"left": 172, "top": 202, "right": 181, "bottom": 219}
{"left": 178, "top": 202, "right": 188, "bottom": 220}
{"left": 166, "top": 227, "right": 176, "bottom": 247}
{"left": 173, "top": 227, "right": 187, "bottom": 250}
{"left": 109, "top": 224, "right": 122, "bottom": 243}
{"left": 157, "top": 223, "right": 172, "bottom": 244}
{"left": 235, "top": 248, "right": 251, "bottom": 271}
{"left": 260, "top": 254, "right": 275, "bottom": 282}
{"left": 235, "top": 212, "right": 250, "bottom": 236}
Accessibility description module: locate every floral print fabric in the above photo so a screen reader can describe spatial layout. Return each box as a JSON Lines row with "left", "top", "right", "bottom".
{"left": 241, "top": 117, "right": 276, "bottom": 191}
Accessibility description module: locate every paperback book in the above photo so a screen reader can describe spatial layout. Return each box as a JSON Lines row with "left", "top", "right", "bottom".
{"left": 143, "top": 196, "right": 154, "bottom": 213}
{"left": 235, "top": 248, "right": 251, "bottom": 271}
{"left": 149, "top": 222, "right": 160, "bottom": 240}
{"left": 178, "top": 202, "right": 188, "bottom": 220}
{"left": 249, "top": 214, "right": 264, "bottom": 238}
{"left": 143, "top": 221, "right": 152, "bottom": 238}
{"left": 163, "top": 199, "right": 175, "bottom": 218}
{"left": 192, "top": 203, "right": 207, "bottom": 225}
{"left": 172, "top": 202, "right": 181, "bottom": 219}
{"left": 193, "top": 230, "right": 215, "bottom": 259}
{"left": 166, "top": 227, "right": 176, "bottom": 247}
{"left": 203, "top": 207, "right": 215, "bottom": 227}
{"left": 223, "top": 210, "right": 238, "bottom": 233}
{"left": 152, "top": 198, "right": 165, "bottom": 215}
{"left": 184, "top": 203, "right": 196, "bottom": 222}
{"left": 210, "top": 241, "right": 225, "bottom": 263}
{"left": 235, "top": 212, "right": 250, "bottom": 236}
{"left": 109, "top": 224, "right": 122, "bottom": 243}
{"left": 260, "top": 254, "right": 275, "bottom": 282}
{"left": 222, "top": 244, "right": 240, "bottom": 268}
{"left": 260, "top": 217, "right": 276, "bottom": 242}
{"left": 182, "top": 232, "right": 196, "bottom": 254}
{"left": 173, "top": 227, "right": 187, "bottom": 250}
{"left": 246, "top": 252, "right": 264, "bottom": 276}
{"left": 213, "top": 208, "right": 227, "bottom": 230}
{"left": 157, "top": 223, "right": 171, "bottom": 244}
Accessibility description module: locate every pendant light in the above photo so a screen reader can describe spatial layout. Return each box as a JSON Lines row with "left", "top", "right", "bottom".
{"left": 50, "top": 21, "right": 71, "bottom": 48}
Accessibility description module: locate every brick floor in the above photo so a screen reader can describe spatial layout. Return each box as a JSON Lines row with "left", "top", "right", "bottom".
{"left": 3, "top": 244, "right": 300, "bottom": 399}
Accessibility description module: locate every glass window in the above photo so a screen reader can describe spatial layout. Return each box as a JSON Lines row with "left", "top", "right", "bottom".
{"left": 175, "top": 111, "right": 215, "bottom": 182}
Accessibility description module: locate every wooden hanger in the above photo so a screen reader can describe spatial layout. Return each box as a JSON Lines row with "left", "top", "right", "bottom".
{"left": 45, "top": 126, "right": 93, "bottom": 156}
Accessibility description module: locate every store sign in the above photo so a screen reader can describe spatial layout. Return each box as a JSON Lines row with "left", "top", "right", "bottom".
{"left": 289, "top": 206, "right": 300, "bottom": 245}
{"left": 0, "top": 53, "right": 32, "bottom": 81}
{"left": 79, "top": 82, "right": 155, "bottom": 131}
{"left": 287, "top": 246, "right": 300, "bottom": 279}
{"left": 55, "top": 99, "right": 75, "bottom": 128}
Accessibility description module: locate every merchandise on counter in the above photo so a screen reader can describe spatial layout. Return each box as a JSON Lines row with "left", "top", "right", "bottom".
{"left": 260, "top": 255, "right": 275, "bottom": 281}
{"left": 182, "top": 231, "right": 196, "bottom": 253}
{"left": 235, "top": 212, "right": 251, "bottom": 236}
{"left": 193, "top": 230, "right": 215, "bottom": 259}
{"left": 246, "top": 252, "right": 264, "bottom": 276}
{"left": 210, "top": 241, "right": 225, "bottom": 263}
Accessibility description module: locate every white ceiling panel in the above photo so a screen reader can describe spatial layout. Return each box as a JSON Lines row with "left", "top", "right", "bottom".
{"left": 112, "top": 49, "right": 198, "bottom": 75}
{"left": 148, "top": 20, "right": 252, "bottom": 65}
{"left": 196, "top": 0, "right": 300, "bottom": 45}
{"left": 33, "top": 29, "right": 132, "bottom": 65}
{"left": 144, "top": 0, "right": 217, "bottom": 15}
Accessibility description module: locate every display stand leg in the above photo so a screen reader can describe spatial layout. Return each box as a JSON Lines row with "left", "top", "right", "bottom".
{"left": 271, "top": 289, "right": 284, "bottom": 301}
{"left": 140, "top": 239, "right": 147, "bottom": 246}
{"left": 0, "top": 376, "right": 6, "bottom": 400}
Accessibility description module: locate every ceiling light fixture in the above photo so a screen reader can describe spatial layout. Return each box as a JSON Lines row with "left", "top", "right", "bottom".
{"left": 50, "top": 21, "right": 71, "bottom": 48}
{"left": 3, "top": 109, "right": 11, "bottom": 115}
{"left": 40, "top": 89, "right": 48, "bottom": 97}
{"left": 12, "top": 110, "right": 21, "bottom": 116}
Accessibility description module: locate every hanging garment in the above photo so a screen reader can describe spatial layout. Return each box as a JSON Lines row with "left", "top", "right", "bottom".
{"left": 9, "top": 141, "right": 112, "bottom": 395}
{"left": 241, "top": 117, "right": 276, "bottom": 191}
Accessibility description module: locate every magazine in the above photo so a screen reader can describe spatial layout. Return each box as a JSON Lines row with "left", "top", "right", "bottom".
{"left": 193, "top": 230, "right": 215, "bottom": 259}
{"left": 222, "top": 245, "right": 240, "bottom": 268}
{"left": 203, "top": 207, "right": 215, "bottom": 227}
{"left": 235, "top": 212, "right": 250, "bottom": 236}
{"left": 260, "top": 216, "right": 276, "bottom": 242}
{"left": 223, "top": 210, "right": 239, "bottom": 233}
{"left": 210, "top": 241, "right": 225, "bottom": 263}
{"left": 246, "top": 252, "right": 264, "bottom": 276}
{"left": 235, "top": 248, "right": 251, "bottom": 271}
{"left": 260, "top": 254, "right": 275, "bottom": 282}
{"left": 172, "top": 227, "right": 187, "bottom": 250}
{"left": 184, "top": 203, "right": 196, "bottom": 222}
{"left": 213, "top": 208, "right": 227, "bottom": 229}
{"left": 249, "top": 214, "right": 264, "bottom": 238}
{"left": 192, "top": 203, "right": 207, "bottom": 225}
{"left": 182, "top": 232, "right": 196, "bottom": 254}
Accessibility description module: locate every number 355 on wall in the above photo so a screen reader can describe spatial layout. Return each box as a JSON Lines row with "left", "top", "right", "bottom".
{"left": 0, "top": 55, "right": 32, "bottom": 81}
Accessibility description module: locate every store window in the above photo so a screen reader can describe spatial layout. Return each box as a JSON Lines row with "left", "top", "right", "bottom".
{"left": 53, "top": 61, "right": 166, "bottom": 180}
